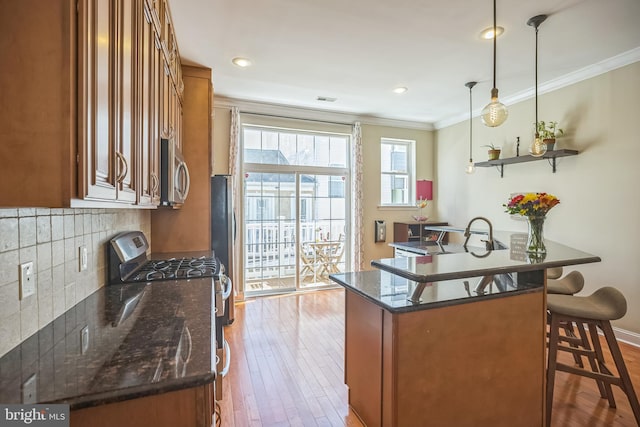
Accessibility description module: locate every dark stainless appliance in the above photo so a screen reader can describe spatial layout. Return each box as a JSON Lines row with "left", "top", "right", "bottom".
{"left": 211, "top": 175, "right": 236, "bottom": 325}
{"left": 107, "top": 231, "right": 231, "bottom": 399}
{"left": 160, "top": 137, "right": 190, "bottom": 207}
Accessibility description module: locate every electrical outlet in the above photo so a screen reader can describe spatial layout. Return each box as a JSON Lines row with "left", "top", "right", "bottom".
{"left": 79, "top": 245, "right": 88, "bottom": 272}
{"left": 19, "top": 262, "right": 36, "bottom": 299}
{"left": 22, "top": 374, "right": 37, "bottom": 404}
{"left": 81, "top": 325, "right": 89, "bottom": 354}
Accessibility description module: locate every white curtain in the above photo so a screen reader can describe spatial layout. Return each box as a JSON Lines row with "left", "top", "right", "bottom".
{"left": 229, "top": 107, "right": 244, "bottom": 299}
{"left": 351, "top": 122, "right": 364, "bottom": 271}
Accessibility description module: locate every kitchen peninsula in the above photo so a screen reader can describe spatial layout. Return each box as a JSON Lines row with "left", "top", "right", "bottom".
{"left": 330, "top": 231, "right": 601, "bottom": 427}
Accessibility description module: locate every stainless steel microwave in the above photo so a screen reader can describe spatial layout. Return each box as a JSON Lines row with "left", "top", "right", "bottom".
{"left": 160, "top": 138, "right": 190, "bottom": 207}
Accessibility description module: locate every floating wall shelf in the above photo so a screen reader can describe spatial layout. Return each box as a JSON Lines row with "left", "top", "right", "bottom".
{"left": 474, "top": 149, "right": 579, "bottom": 178}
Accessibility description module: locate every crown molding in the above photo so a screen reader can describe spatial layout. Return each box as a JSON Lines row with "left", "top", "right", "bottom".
{"left": 214, "top": 96, "right": 434, "bottom": 131}
{"left": 434, "top": 47, "right": 640, "bottom": 130}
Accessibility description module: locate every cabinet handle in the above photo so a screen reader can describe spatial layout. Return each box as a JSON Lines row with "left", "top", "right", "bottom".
{"left": 175, "top": 161, "right": 190, "bottom": 200}
{"left": 151, "top": 172, "right": 159, "bottom": 195}
{"left": 116, "top": 152, "right": 128, "bottom": 183}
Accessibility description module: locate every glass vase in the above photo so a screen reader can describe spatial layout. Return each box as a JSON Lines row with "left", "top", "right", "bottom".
{"left": 526, "top": 216, "right": 546, "bottom": 254}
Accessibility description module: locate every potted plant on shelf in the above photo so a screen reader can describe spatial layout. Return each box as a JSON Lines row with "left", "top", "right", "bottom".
{"left": 536, "top": 121, "right": 564, "bottom": 151}
{"left": 483, "top": 143, "right": 501, "bottom": 161}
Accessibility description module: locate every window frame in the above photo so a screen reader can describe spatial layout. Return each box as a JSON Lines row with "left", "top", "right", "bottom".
{"left": 379, "top": 138, "right": 416, "bottom": 207}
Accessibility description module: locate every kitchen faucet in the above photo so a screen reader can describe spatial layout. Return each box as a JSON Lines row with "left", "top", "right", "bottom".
{"left": 463, "top": 216, "right": 494, "bottom": 251}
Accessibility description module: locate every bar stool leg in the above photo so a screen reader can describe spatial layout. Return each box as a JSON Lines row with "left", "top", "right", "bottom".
{"left": 563, "top": 320, "right": 584, "bottom": 368}
{"left": 585, "top": 322, "right": 615, "bottom": 406}
{"left": 600, "top": 321, "right": 640, "bottom": 424}
{"left": 546, "top": 313, "right": 561, "bottom": 427}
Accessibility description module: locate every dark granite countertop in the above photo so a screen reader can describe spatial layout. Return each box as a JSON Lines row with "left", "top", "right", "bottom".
{"left": 330, "top": 270, "right": 543, "bottom": 313}
{"left": 0, "top": 277, "right": 215, "bottom": 410}
{"left": 375, "top": 231, "right": 601, "bottom": 283}
{"left": 331, "top": 231, "right": 601, "bottom": 313}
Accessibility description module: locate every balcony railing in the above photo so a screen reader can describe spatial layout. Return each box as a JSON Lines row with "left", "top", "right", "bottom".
{"left": 244, "top": 220, "right": 345, "bottom": 282}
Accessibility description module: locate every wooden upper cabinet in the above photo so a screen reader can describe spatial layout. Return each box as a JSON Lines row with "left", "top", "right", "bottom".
{"left": 78, "top": 0, "right": 138, "bottom": 204}
{"left": 139, "top": 1, "right": 162, "bottom": 206}
{"left": 0, "top": 0, "right": 77, "bottom": 207}
{"left": 0, "top": 0, "right": 182, "bottom": 208}
{"left": 114, "top": 0, "right": 138, "bottom": 203}
{"left": 78, "top": 0, "right": 117, "bottom": 202}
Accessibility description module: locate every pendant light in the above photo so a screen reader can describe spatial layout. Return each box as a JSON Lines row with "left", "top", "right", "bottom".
{"left": 465, "top": 81, "right": 477, "bottom": 174}
{"left": 481, "top": 0, "right": 508, "bottom": 127}
{"left": 527, "top": 14, "right": 548, "bottom": 157}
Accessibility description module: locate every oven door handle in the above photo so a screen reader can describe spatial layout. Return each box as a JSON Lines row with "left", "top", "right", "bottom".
{"left": 221, "top": 277, "right": 232, "bottom": 301}
{"left": 220, "top": 338, "right": 231, "bottom": 377}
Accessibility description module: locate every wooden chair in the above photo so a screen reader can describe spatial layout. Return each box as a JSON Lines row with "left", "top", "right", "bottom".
{"left": 546, "top": 287, "right": 640, "bottom": 427}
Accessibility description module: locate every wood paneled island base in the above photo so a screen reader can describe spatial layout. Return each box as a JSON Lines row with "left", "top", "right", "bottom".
{"left": 345, "top": 289, "right": 545, "bottom": 427}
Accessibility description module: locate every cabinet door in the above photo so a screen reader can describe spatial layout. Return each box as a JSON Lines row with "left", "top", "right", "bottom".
{"left": 113, "top": 0, "right": 138, "bottom": 203}
{"left": 151, "top": 28, "right": 162, "bottom": 204}
{"left": 171, "top": 82, "right": 181, "bottom": 149}
{"left": 78, "top": 0, "right": 118, "bottom": 201}
{"left": 161, "top": 60, "right": 171, "bottom": 139}
{"left": 138, "top": 2, "right": 158, "bottom": 206}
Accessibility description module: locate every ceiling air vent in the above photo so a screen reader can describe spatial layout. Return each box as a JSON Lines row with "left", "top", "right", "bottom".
{"left": 316, "top": 96, "right": 337, "bottom": 102}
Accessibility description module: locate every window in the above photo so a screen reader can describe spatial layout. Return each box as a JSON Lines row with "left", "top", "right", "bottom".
{"left": 380, "top": 138, "right": 415, "bottom": 205}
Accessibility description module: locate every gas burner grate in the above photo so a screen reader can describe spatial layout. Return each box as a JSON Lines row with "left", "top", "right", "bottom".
{"left": 131, "top": 256, "right": 220, "bottom": 282}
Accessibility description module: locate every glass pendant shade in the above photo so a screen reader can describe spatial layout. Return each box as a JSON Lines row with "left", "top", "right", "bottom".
{"left": 529, "top": 133, "right": 547, "bottom": 157}
{"left": 465, "top": 161, "right": 476, "bottom": 174}
{"left": 481, "top": 89, "right": 508, "bottom": 127}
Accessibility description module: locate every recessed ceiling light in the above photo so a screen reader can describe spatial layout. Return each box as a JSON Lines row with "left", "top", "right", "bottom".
{"left": 232, "top": 57, "right": 252, "bottom": 67}
{"left": 393, "top": 87, "right": 408, "bottom": 94}
{"left": 317, "top": 96, "right": 337, "bottom": 102}
{"left": 480, "top": 26, "right": 504, "bottom": 39}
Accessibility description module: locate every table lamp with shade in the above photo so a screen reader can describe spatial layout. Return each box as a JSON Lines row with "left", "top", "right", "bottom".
{"left": 413, "top": 180, "right": 432, "bottom": 222}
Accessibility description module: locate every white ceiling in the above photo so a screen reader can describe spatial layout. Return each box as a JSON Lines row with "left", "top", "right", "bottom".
{"left": 169, "top": 0, "right": 640, "bottom": 127}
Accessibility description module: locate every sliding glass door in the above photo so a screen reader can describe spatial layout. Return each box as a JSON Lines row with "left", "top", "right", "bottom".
{"left": 242, "top": 124, "right": 350, "bottom": 296}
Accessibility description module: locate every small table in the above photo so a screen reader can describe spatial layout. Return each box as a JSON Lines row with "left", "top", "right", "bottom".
{"left": 307, "top": 241, "right": 344, "bottom": 277}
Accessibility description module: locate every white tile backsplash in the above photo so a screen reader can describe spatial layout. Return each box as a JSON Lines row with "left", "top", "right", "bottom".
{"left": 19, "top": 216, "right": 37, "bottom": 247}
{"left": 37, "top": 242, "right": 52, "bottom": 272}
{"left": 0, "top": 208, "right": 150, "bottom": 358}
{"left": 36, "top": 215, "right": 52, "bottom": 243}
{"left": 51, "top": 214, "right": 64, "bottom": 241}
{"left": 63, "top": 214, "right": 74, "bottom": 239}
{"left": 0, "top": 218, "right": 19, "bottom": 252}
{"left": 0, "top": 250, "right": 19, "bottom": 286}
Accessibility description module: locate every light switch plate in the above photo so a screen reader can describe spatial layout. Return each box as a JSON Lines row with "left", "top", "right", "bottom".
{"left": 79, "top": 245, "right": 88, "bottom": 272}
{"left": 19, "top": 261, "right": 35, "bottom": 299}
{"left": 81, "top": 325, "right": 89, "bottom": 354}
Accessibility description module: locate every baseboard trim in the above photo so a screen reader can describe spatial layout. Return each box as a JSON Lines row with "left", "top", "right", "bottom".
{"left": 613, "top": 326, "right": 640, "bottom": 348}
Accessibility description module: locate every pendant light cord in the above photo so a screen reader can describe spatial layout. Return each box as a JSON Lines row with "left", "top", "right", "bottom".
{"left": 469, "top": 86, "right": 473, "bottom": 161}
{"left": 492, "top": 0, "right": 497, "bottom": 90}
{"left": 535, "top": 23, "right": 539, "bottom": 132}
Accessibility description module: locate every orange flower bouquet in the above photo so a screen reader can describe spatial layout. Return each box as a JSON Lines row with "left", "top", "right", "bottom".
{"left": 504, "top": 192, "right": 560, "bottom": 254}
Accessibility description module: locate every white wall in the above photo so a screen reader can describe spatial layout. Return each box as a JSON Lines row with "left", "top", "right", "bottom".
{"left": 436, "top": 62, "right": 640, "bottom": 334}
{"left": 360, "top": 124, "right": 434, "bottom": 266}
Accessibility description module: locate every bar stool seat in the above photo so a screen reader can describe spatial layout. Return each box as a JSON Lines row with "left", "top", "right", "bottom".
{"left": 547, "top": 270, "right": 584, "bottom": 295}
{"left": 546, "top": 287, "right": 640, "bottom": 427}
{"left": 546, "top": 267, "right": 564, "bottom": 280}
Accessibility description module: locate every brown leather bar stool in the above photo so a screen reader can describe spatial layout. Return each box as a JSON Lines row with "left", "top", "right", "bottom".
{"left": 546, "top": 271, "right": 585, "bottom": 367}
{"left": 547, "top": 270, "right": 584, "bottom": 295}
{"left": 546, "top": 267, "right": 564, "bottom": 280}
{"left": 546, "top": 287, "right": 640, "bottom": 427}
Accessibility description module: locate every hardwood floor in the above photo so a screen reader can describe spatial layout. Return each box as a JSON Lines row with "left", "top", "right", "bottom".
{"left": 219, "top": 289, "right": 640, "bottom": 427}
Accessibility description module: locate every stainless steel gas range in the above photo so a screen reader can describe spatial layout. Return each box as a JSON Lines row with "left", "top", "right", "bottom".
{"left": 107, "top": 231, "right": 231, "bottom": 403}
